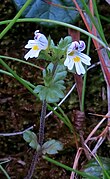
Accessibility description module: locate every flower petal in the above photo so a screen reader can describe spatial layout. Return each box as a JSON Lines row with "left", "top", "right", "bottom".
{"left": 64, "top": 56, "right": 74, "bottom": 70}
{"left": 67, "top": 41, "right": 79, "bottom": 54}
{"left": 24, "top": 48, "right": 40, "bottom": 60}
{"left": 79, "top": 53, "right": 91, "bottom": 65}
{"left": 34, "top": 31, "right": 48, "bottom": 50}
{"left": 38, "top": 36, "right": 48, "bottom": 49}
{"left": 75, "top": 61, "right": 85, "bottom": 75}
{"left": 78, "top": 41, "right": 86, "bottom": 51}
{"left": 68, "top": 60, "right": 74, "bottom": 70}
{"left": 33, "top": 50, "right": 41, "bottom": 58}
{"left": 34, "top": 30, "right": 40, "bottom": 35}
{"left": 25, "top": 40, "right": 37, "bottom": 49}
{"left": 64, "top": 57, "right": 70, "bottom": 66}
{"left": 24, "top": 49, "right": 34, "bottom": 60}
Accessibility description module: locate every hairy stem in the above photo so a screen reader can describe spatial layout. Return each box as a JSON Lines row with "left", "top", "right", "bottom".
{"left": 25, "top": 100, "right": 47, "bottom": 179}
{"left": 24, "top": 152, "right": 39, "bottom": 179}
{"left": 38, "top": 100, "right": 47, "bottom": 146}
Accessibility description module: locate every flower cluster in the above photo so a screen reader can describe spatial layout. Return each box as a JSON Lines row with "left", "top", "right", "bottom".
{"left": 24, "top": 30, "right": 91, "bottom": 75}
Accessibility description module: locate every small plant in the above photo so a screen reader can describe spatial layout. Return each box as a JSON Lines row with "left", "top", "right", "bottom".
{"left": 22, "top": 30, "right": 91, "bottom": 178}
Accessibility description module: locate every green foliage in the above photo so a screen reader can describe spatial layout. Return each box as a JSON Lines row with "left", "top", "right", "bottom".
{"left": 38, "top": 35, "right": 72, "bottom": 63}
{"left": 34, "top": 63, "right": 67, "bottom": 103}
{"left": 82, "top": 157, "right": 110, "bottom": 178}
{"left": 42, "top": 139, "right": 63, "bottom": 155}
{"left": 23, "top": 131, "right": 63, "bottom": 155}
{"left": 23, "top": 131, "right": 40, "bottom": 150}
{"left": 58, "top": 36, "right": 72, "bottom": 50}
{"left": 12, "top": 0, "right": 88, "bottom": 26}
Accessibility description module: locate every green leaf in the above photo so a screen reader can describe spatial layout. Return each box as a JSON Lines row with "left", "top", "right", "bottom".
{"left": 23, "top": 131, "right": 40, "bottom": 150}
{"left": 29, "top": 140, "right": 40, "bottom": 150}
{"left": 23, "top": 131, "right": 36, "bottom": 142}
{"left": 33, "top": 85, "right": 44, "bottom": 93}
{"left": 42, "top": 139, "right": 63, "bottom": 155}
{"left": 38, "top": 37, "right": 56, "bottom": 62}
{"left": 58, "top": 36, "right": 72, "bottom": 50}
{"left": 82, "top": 157, "right": 110, "bottom": 178}
{"left": 34, "top": 63, "right": 67, "bottom": 103}
{"left": 13, "top": 0, "right": 88, "bottom": 27}
{"left": 38, "top": 36, "right": 71, "bottom": 63}
{"left": 53, "top": 71, "right": 67, "bottom": 82}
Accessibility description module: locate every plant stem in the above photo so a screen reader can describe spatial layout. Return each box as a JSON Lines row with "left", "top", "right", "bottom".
{"left": 0, "top": 0, "right": 33, "bottom": 39}
{"left": 24, "top": 152, "right": 40, "bottom": 179}
{"left": 0, "top": 18, "right": 109, "bottom": 50}
{"left": 80, "top": 0, "right": 107, "bottom": 44}
{"left": 38, "top": 100, "right": 47, "bottom": 146}
{"left": 0, "top": 55, "right": 43, "bottom": 70}
{"left": 0, "top": 165, "right": 10, "bottom": 179}
{"left": 81, "top": 36, "right": 91, "bottom": 112}
{"left": 43, "top": 156, "right": 99, "bottom": 179}
{"left": 0, "top": 58, "right": 71, "bottom": 130}
{"left": 25, "top": 100, "right": 47, "bottom": 179}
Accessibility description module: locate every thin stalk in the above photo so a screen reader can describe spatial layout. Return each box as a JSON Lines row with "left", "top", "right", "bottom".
{"left": 0, "top": 0, "right": 33, "bottom": 39}
{"left": 0, "top": 18, "right": 109, "bottom": 50}
{"left": 43, "top": 156, "right": 99, "bottom": 179}
{"left": 54, "top": 103, "right": 73, "bottom": 132}
{"left": 0, "top": 125, "right": 34, "bottom": 136}
{"left": 0, "top": 69, "right": 35, "bottom": 89}
{"left": 47, "top": 102, "right": 73, "bottom": 131}
{"left": 80, "top": 0, "right": 107, "bottom": 44}
{"left": 0, "top": 165, "right": 10, "bottom": 179}
{"left": 24, "top": 152, "right": 40, "bottom": 179}
{"left": 38, "top": 100, "right": 47, "bottom": 146}
{"left": 92, "top": 0, "right": 106, "bottom": 43}
{"left": 0, "top": 59, "right": 71, "bottom": 128}
{"left": 100, "top": 15, "right": 110, "bottom": 23}
{"left": 25, "top": 63, "right": 57, "bottom": 178}
{"left": 0, "top": 58, "right": 35, "bottom": 94}
{"left": 25, "top": 100, "right": 47, "bottom": 179}
{"left": 81, "top": 36, "right": 91, "bottom": 112}
{"left": 0, "top": 55, "right": 43, "bottom": 70}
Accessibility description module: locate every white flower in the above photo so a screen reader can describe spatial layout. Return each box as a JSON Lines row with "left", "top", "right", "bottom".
{"left": 24, "top": 30, "right": 48, "bottom": 60}
{"left": 64, "top": 41, "right": 91, "bottom": 75}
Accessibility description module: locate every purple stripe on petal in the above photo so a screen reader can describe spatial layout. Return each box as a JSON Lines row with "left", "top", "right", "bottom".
{"left": 78, "top": 41, "right": 86, "bottom": 51}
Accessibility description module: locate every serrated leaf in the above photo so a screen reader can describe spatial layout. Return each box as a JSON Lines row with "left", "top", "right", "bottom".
{"left": 53, "top": 71, "right": 67, "bottom": 82}
{"left": 46, "top": 87, "right": 64, "bottom": 103}
{"left": 52, "top": 88, "right": 64, "bottom": 98}
{"left": 33, "top": 85, "right": 44, "bottom": 93}
{"left": 34, "top": 63, "right": 67, "bottom": 103}
{"left": 58, "top": 36, "right": 72, "bottom": 50}
{"left": 38, "top": 87, "right": 48, "bottom": 101}
{"left": 12, "top": 0, "right": 88, "bottom": 26}
{"left": 42, "top": 139, "right": 63, "bottom": 155}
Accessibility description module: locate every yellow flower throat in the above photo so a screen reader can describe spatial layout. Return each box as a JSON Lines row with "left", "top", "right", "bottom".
{"left": 73, "top": 56, "right": 80, "bottom": 62}
{"left": 32, "top": 45, "right": 39, "bottom": 50}
{"left": 69, "top": 51, "right": 81, "bottom": 63}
